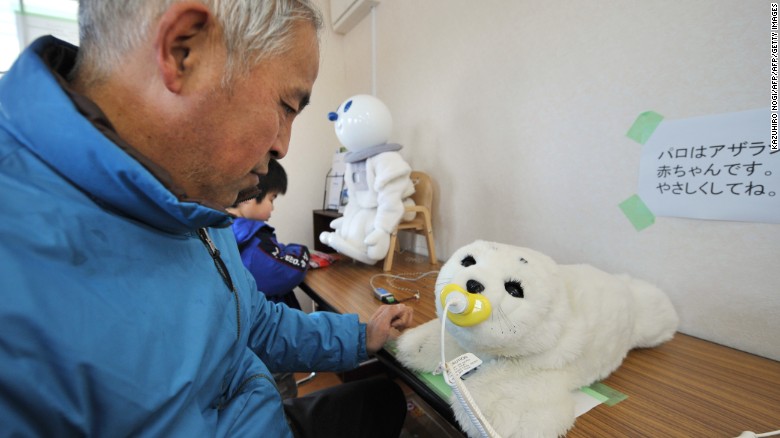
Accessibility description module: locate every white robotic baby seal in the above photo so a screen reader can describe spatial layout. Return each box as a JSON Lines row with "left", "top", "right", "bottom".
{"left": 395, "top": 240, "right": 679, "bottom": 438}
{"left": 320, "top": 95, "right": 415, "bottom": 265}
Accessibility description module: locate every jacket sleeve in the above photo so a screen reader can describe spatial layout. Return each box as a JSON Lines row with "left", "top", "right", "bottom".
{"left": 242, "top": 228, "right": 310, "bottom": 297}
{"left": 222, "top": 227, "right": 368, "bottom": 373}
{"left": 244, "top": 276, "right": 369, "bottom": 372}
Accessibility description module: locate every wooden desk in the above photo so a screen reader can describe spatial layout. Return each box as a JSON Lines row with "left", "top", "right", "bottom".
{"left": 301, "top": 252, "right": 440, "bottom": 325}
{"left": 300, "top": 255, "right": 780, "bottom": 437}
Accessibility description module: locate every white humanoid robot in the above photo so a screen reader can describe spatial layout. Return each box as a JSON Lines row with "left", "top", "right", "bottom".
{"left": 320, "top": 95, "right": 415, "bottom": 265}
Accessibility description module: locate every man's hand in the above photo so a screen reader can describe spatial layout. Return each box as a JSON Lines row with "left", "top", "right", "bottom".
{"left": 365, "top": 304, "right": 414, "bottom": 355}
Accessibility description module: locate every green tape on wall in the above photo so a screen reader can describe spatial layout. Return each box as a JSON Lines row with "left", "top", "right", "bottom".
{"left": 619, "top": 194, "right": 656, "bottom": 231}
{"left": 626, "top": 111, "right": 664, "bottom": 144}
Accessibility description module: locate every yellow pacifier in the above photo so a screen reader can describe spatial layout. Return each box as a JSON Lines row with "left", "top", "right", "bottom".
{"left": 440, "top": 284, "right": 492, "bottom": 327}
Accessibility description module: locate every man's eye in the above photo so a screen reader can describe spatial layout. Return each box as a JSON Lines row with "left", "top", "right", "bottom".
{"left": 281, "top": 102, "right": 297, "bottom": 116}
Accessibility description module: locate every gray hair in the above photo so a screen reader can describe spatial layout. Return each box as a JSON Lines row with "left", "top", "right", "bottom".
{"left": 74, "top": 0, "right": 323, "bottom": 86}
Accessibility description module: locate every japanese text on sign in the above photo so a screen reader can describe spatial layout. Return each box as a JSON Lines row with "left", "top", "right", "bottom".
{"left": 637, "top": 109, "right": 779, "bottom": 224}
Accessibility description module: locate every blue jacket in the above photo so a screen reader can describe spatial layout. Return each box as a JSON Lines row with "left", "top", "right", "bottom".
{"left": 232, "top": 219, "right": 310, "bottom": 299}
{"left": 0, "top": 37, "right": 367, "bottom": 437}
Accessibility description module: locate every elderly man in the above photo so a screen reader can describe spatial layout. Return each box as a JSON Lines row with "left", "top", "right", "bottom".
{"left": 0, "top": 1, "right": 413, "bottom": 436}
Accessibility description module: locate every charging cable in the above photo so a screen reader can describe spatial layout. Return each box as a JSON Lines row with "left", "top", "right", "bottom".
{"left": 734, "top": 430, "right": 780, "bottom": 438}
{"left": 440, "top": 293, "right": 502, "bottom": 438}
{"left": 369, "top": 271, "right": 438, "bottom": 304}
{"left": 373, "top": 287, "right": 419, "bottom": 304}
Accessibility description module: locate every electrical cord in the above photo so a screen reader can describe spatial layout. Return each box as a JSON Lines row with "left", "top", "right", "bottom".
{"left": 735, "top": 430, "right": 780, "bottom": 438}
{"left": 369, "top": 270, "right": 438, "bottom": 304}
{"left": 441, "top": 297, "right": 502, "bottom": 438}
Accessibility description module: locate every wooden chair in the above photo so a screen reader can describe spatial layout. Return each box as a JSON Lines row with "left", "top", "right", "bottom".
{"left": 383, "top": 171, "right": 438, "bottom": 271}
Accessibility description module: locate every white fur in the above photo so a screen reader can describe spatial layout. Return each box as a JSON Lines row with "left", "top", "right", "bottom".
{"left": 395, "top": 240, "right": 679, "bottom": 437}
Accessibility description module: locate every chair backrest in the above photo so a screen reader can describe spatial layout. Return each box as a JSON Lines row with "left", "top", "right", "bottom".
{"left": 409, "top": 171, "right": 433, "bottom": 211}
{"left": 384, "top": 170, "right": 438, "bottom": 271}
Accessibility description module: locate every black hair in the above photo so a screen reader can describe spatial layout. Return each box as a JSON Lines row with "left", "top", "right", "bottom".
{"left": 256, "top": 159, "right": 288, "bottom": 201}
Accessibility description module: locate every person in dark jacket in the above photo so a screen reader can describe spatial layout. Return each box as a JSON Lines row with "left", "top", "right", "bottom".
{"left": 229, "top": 159, "right": 309, "bottom": 310}
{"left": 0, "top": 1, "right": 413, "bottom": 437}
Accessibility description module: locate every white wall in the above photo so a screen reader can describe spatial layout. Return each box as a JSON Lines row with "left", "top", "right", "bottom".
{"left": 284, "top": 0, "right": 779, "bottom": 360}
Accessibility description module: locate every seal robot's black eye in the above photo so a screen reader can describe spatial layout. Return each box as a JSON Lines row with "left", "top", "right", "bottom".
{"left": 505, "top": 280, "right": 524, "bottom": 298}
{"left": 461, "top": 255, "right": 476, "bottom": 267}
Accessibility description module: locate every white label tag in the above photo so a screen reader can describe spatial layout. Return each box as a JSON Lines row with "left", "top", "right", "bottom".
{"left": 448, "top": 353, "right": 482, "bottom": 379}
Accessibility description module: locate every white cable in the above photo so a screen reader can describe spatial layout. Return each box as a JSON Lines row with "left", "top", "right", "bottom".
{"left": 735, "top": 430, "right": 780, "bottom": 438}
{"left": 369, "top": 270, "right": 438, "bottom": 297}
{"left": 441, "top": 299, "right": 502, "bottom": 438}
{"left": 369, "top": 270, "right": 439, "bottom": 285}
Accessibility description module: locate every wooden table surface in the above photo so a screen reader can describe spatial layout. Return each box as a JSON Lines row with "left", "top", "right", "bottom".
{"left": 301, "top": 254, "right": 780, "bottom": 437}
{"left": 301, "top": 252, "right": 441, "bottom": 326}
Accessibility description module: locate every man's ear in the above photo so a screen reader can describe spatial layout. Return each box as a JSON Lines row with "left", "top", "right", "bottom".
{"left": 154, "top": 3, "right": 213, "bottom": 94}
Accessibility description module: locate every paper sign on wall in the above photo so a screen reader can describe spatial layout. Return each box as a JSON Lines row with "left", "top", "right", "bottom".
{"left": 636, "top": 108, "right": 778, "bottom": 224}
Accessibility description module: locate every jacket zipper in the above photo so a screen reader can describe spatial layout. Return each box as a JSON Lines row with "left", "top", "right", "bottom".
{"left": 197, "top": 227, "right": 241, "bottom": 340}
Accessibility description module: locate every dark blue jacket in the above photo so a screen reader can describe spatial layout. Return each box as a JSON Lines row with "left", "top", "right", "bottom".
{"left": 232, "top": 218, "right": 309, "bottom": 305}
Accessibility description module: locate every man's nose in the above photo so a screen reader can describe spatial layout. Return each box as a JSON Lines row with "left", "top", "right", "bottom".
{"left": 271, "top": 123, "right": 292, "bottom": 159}
{"left": 270, "top": 137, "right": 288, "bottom": 159}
